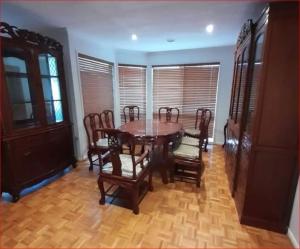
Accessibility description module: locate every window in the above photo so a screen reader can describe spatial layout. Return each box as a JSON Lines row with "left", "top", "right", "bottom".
{"left": 78, "top": 53, "right": 113, "bottom": 115}
{"left": 153, "top": 66, "right": 183, "bottom": 119}
{"left": 118, "top": 64, "right": 146, "bottom": 123}
{"left": 153, "top": 64, "right": 219, "bottom": 138}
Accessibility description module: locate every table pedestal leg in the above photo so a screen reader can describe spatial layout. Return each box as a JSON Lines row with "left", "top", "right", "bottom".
{"left": 159, "top": 166, "right": 169, "bottom": 184}
{"left": 161, "top": 142, "right": 169, "bottom": 184}
{"left": 151, "top": 143, "right": 169, "bottom": 184}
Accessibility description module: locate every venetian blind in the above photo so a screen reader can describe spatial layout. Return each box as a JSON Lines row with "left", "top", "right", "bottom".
{"left": 118, "top": 65, "right": 146, "bottom": 123}
{"left": 153, "top": 66, "right": 184, "bottom": 120}
{"left": 78, "top": 53, "right": 114, "bottom": 115}
{"left": 153, "top": 64, "right": 219, "bottom": 138}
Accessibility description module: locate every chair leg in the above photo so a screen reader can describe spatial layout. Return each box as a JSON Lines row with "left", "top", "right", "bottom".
{"left": 149, "top": 171, "right": 153, "bottom": 191}
{"left": 132, "top": 187, "right": 139, "bottom": 214}
{"left": 197, "top": 162, "right": 205, "bottom": 188}
{"left": 169, "top": 161, "right": 175, "bottom": 183}
{"left": 141, "top": 144, "right": 145, "bottom": 155}
{"left": 196, "top": 168, "right": 201, "bottom": 188}
{"left": 196, "top": 173, "right": 201, "bottom": 188}
{"left": 97, "top": 177, "right": 105, "bottom": 205}
{"left": 204, "top": 136, "right": 208, "bottom": 152}
{"left": 98, "top": 154, "right": 103, "bottom": 167}
{"left": 88, "top": 151, "right": 93, "bottom": 171}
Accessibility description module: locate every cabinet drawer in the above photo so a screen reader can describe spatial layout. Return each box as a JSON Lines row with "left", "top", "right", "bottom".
{"left": 10, "top": 134, "right": 48, "bottom": 185}
{"left": 46, "top": 127, "right": 73, "bottom": 170}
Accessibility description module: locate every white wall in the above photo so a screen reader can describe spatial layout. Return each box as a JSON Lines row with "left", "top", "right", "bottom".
{"left": 147, "top": 46, "right": 235, "bottom": 144}
{"left": 115, "top": 49, "right": 148, "bottom": 65}
{"left": 289, "top": 178, "right": 299, "bottom": 248}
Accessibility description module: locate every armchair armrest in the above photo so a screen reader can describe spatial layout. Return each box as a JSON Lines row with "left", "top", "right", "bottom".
{"left": 101, "top": 150, "right": 111, "bottom": 160}
{"left": 134, "top": 148, "right": 150, "bottom": 167}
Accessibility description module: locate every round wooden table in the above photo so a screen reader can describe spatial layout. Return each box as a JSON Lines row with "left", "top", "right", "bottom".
{"left": 119, "top": 119, "right": 182, "bottom": 138}
{"left": 119, "top": 119, "right": 183, "bottom": 183}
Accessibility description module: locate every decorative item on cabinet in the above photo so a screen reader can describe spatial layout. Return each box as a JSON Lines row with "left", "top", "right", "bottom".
{"left": 1, "top": 22, "right": 76, "bottom": 202}
{"left": 224, "top": 2, "right": 298, "bottom": 233}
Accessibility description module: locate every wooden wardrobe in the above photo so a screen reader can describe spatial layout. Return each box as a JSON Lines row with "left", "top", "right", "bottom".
{"left": 225, "top": 2, "right": 298, "bottom": 233}
{"left": 1, "top": 22, "right": 76, "bottom": 201}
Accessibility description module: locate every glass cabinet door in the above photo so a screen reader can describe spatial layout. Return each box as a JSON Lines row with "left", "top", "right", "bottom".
{"left": 232, "top": 54, "right": 243, "bottom": 122}
{"left": 3, "top": 49, "right": 38, "bottom": 129}
{"left": 229, "top": 60, "right": 238, "bottom": 119}
{"left": 245, "top": 33, "right": 265, "bottom": 134}
{"left": 237, "top": 47, "right": 249, "bottom": 123}
{"left": 38, "top": 53, "right": 64, "bottom": 124}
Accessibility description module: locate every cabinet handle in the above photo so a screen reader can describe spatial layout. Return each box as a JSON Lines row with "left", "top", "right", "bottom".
{"left": 24, "top": 151, "right": 31, "bottom": 156}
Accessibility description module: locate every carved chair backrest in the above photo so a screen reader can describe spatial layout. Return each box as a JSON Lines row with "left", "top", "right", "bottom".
{"left": 100, "top": 110, "right": 115, "bottom": 128}
{"left": 194, "top": 108, "right": 204, "bottom": 130}
{"left": 97, "top": 129, "right": 139, "bottom": 178}
{"left": 83, "top": 113, "right": 102, "bottom": 148}
{"left": 158, "top": 107, "right": 180, "bottom": 123}
{"left": 123, "top": 105, "right": 140, "bottom": 123}
{"left": 199, "top": 109, "right": 212, "bottom": 138}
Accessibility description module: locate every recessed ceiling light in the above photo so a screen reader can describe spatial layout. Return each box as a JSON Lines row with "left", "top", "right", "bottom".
{"left": 131, "top": 34, "right": 138, "bottom": 41}
{"left": 166, "top": 38, "right": 175, "bottom": 43}
{"left": 206, "top": 24, "right": 214, "bottom": 33}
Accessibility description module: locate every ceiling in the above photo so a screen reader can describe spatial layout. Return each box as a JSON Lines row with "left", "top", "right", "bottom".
{"left": 2, "top": 1, "right": 266, "bottom": 52}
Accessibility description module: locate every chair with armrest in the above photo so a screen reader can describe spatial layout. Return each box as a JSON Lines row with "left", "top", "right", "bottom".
{"left": 123, "top": 105, "right": 140, "bottom": 123}
{"left": 158, "top": 107, "right": 180, "bottom": 123}
{"left": 183, "top": 108, "right": 212, "bottom": 152}
{"left": 83, "top": 113, "right": 109, "bottom": 171}
{"left": 96, "top": 128, "right": 153, "bottom": 214}
{"left": 170, "top": 113, "right": 208, "bottom": 187}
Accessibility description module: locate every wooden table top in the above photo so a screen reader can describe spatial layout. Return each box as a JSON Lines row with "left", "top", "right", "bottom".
{"left": 119, "top": 119, "right": 183, "bottom": 137}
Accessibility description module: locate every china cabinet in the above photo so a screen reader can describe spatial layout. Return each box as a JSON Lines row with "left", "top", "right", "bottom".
{"left": 225, "top": 2, "right": 298, "bottom": 233}
{"left": 1, "top": 22, "right": 76, "bottom": 201}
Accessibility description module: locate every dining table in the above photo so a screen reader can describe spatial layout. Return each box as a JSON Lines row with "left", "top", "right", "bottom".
{"left": 119, "top": 119, "right": 183, "bottom": 184}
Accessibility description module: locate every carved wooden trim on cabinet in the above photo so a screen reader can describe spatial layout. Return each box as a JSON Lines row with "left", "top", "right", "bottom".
{"left": 0, "top": 22, "right": 62, "bottom": 51}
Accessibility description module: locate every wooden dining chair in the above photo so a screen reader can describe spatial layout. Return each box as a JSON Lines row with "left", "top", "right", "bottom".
{"left": 183, "top": 108, "right": 212, "bottom": 151}
{"left": 158, "top": 107, "right": 180, "bottom": 123}
{"left": 169, "top": 113, "right": 208, "bottom": 187}
{"left": 123, "top": 105, "right": 140, "bottom": 123}
{"left": 83, "top": 113, "right": 109, "bottom": 171}
{"left": 100, "top": 110, "right": 115, "bottom": 128}
{"left": 96, "top": 128, "right": 153, "bottom": 214}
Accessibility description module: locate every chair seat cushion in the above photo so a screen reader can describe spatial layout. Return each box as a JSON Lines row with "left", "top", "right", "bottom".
{"left": 181, "top": 136, "right": 199, "bottom": 147}
{"left": 102, "top": 154, "right": 149, "bottom": 178}
{"left": 96, "top": 138, "right": 109, "bottom": 147}
{"left": 185, "top": 128, "right": 200, "bottom": 136}
{"left": 173, "top": 144, "right": 199, "bottom": 159}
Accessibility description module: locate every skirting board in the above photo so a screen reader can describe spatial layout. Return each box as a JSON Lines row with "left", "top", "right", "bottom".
{"left": 288, "top": 228, "right": 299, "bottom": 248}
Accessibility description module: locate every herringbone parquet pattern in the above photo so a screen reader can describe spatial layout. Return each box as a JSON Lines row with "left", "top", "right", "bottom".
{"left": 0, "top": 145, "right": 293, "bottom": 248}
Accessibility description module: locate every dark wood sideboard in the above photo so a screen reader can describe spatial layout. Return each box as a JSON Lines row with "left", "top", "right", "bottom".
{"left": 225, "top": 2, "right": 298, "bottom": 233}
{"left": 1, "top": 22, "right": 76, "bottom": 201}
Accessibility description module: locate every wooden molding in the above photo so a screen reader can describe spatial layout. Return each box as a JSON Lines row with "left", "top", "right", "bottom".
{"left": 0, "top": 22, "right": 62, "bottom": 51}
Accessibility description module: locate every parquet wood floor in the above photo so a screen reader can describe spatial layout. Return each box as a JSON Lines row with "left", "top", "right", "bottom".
{"left": 0, "top": 145, "right": 294, "bottom": 248}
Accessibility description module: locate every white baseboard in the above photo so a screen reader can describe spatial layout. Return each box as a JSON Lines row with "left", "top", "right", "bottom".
{"left": 288, "top": 228, "right": 299, "bottom": 248}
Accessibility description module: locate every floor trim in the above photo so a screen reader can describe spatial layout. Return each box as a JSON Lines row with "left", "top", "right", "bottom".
{"left": 288, "top": 228, "right": 299, "bottom": 248}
